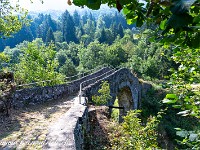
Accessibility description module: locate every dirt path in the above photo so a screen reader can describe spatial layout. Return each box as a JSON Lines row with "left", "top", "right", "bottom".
{"left": 0, "top": 95, "right": 76, "bottom": 150}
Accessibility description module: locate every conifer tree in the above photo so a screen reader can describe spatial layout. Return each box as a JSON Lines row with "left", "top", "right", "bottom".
{"left": 73, "top": 10, "right": 81, "bottom": 27}
{"left": 46, "top": 15, "right": 57, "bottom": 32}
{"left": 61, "top": 10, "right": 78, "bottom": 43}
{"left": 46, "top": 28, "right": 55, "bottom": 44}
{"left": 99, "top": 28, "right": 107, "bottom": 43}
{"left": 118, "top": 23, "right": 124, "bottom": 38}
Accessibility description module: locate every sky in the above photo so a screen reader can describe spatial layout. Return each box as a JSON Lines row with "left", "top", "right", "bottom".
{"left": 11, "top": 0, "right": 80, "bottom": 11}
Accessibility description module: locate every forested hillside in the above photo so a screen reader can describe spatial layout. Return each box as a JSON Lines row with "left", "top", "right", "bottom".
{"left": 0, "top": 9, "right": 133, "bottom": 51}
{"left": 1, "top": 8, "right": 174, "bottom": 85}
{"left": 0, "top": 0, "right": 199, "bottom": 149}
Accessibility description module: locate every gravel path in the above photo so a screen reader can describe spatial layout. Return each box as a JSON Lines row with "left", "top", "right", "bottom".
{"left": 0, "top": 95, "right": 76, "bottom": 150}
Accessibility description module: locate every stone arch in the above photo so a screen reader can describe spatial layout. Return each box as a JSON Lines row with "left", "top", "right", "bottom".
{"left": 117, "top": 86, "right": 133, "bottom": 122}
{"left": 82, "top": 68, "right": 142, "bottom": 122}
{"left": 117, "top": 81, "right": 139, "bottom": 110}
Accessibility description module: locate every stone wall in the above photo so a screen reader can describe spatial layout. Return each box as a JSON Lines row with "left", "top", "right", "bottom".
{"left": 13, "top": 67, "right": 112, "bottom": 108}
{"left": 0, "top": 72, "right": 15, "bottom": 115}
{"left": 82, "top": 68, "right": 152, "bottom": 110}
{"left": 82, "top": 68, "right": 141, "bottom": 107}
{"left": 43, "top": 103, "right": 88, "bottom": 150}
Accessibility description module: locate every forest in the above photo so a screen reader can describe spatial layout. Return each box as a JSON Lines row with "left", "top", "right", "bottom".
{"left": 0, "top": 0, "right": 199, "bottom": 149}
{"left": 0, "top": 9, "right": 173, "bottom": 85}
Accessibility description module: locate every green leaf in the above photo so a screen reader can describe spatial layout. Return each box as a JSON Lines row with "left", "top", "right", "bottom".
{"left": 162, "top": 98, "right": 177, "bottom": 104}
{"left": 123, "top": 8, "right": 129, "bottom": 15}
{"left": 127, "top": 19, "right": 133, "bottom": 25}
{"left": 73, "top": 0, "right": 87, "bottom": 6}
{"left": 172, "top": 105, "right": 181, "bottom": 108}
{"left": 160, "top": 19, "right": 167, "bottom": 30}
{"left": 174, "top": 128, "right": 182, "bottom": 131}
{"left": 87, "top": 0, "right": 101, "bottom": 10}
{"left": 166, "top": 94, "right": 178, "bottom": 99}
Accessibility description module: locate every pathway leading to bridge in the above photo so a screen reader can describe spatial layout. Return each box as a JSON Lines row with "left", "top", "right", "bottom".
{"left": 1, "top": 66, "right": 152, "bottom": 150}
{"left": 0, "top": 95, "right": 77, "bottom": 150}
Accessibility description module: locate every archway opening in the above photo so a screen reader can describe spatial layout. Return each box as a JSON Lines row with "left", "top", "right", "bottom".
{"left": 117, "top": 86, "right": 134, "bottom": 122}
{"left": 110, "top": 86, "right": 134, "bottom": 123}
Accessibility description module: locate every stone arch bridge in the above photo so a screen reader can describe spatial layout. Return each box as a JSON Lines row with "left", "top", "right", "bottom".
{"left": 13, "top": 67, "right": 151, "bottom": 115}
{"left": 2, "top": 67, "right": 152, "bottom": 150}
{"left": 80, "top": 68, "right": 143, "bottom": 120}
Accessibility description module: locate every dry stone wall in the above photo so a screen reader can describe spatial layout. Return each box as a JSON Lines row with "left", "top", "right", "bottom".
{"left": 13, "top": 67, "right": 112, "bottom": 108}
{"left": 0, "top": 72, "right": 15, "bottom": 115}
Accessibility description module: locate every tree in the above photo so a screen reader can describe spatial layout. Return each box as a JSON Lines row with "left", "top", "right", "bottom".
{"left": 109, "top": 110, "right": 160, "bottom": 149}
{"left": 72, "top": 0, "right": 199, "bottom": 47}
{"left": 83, "top": 20, "right": 96, "bottom": 38}
{"left": 0, "top": 52, "right": 9, "bottom": 70}
{"left": 46, "top": 28, "right": 55, "bottom": 44}
{"left": 3, "top": 45, "right": 22, "bottom": 65}
{"left": 96, "top": 17, "right": 105, "bottom": 30}
{"left": 72, "top": 0, "right": 200, "bottom": 148}
{"left": 98, "top": 28, "right": 107, "bottom": 43}
{"left": 73, "top": 10, "right": 81, "bottom": 27}
{"left": 59, "top": 58, "right": 77, "bottom": 77}
{"left": 36, "top": 25, "right": 43, "bottom": 39}
{"left": 110, "top": 22, "right": 118, "bottom": 38}
{"left": 28, "top": 15, "right": 37, "bottom": 38}
{"left": 9, "top": 25, "right": 33, "bottom": 47}
{"left": 14, "top": 39, "right": 64, "bottom": 86}
{"left": 0, "top": 0, "right": 28, "bottom": 37}
{"left": 78, "top": 41, "right": 107, "bottom": 70}
{"left": 67, "top": 42, "right": 82, "bottom": 66}
{"left": 106, "top": 42, "right": 128, "bottom": 67}
{"left": 0, "top": 39, "right": 5, "bottom": 52}
{"left": 46, "top": 15, "right": 57, "bottom": 32}
{"left": 92, "top": 81, "right": 112, "bottom": 106}
{"left": 81, "top": 12, "right": 88, "bottom": 25}
{"left": 82, "top": 20, "right": 96, "bottom": 45}
{"left": 117, "top": 23, "right": 124, "bottom": 38}
{"left": 56, "top": 50, "right": 67, "bottom": 67}
{"left": 61, "top": 10, "right": 78, "bottom": 43}
{"left": 54, "top": 31, "right": 63, "bottom": 42}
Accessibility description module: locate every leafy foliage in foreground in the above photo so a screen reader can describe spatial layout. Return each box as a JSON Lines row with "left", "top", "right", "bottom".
{"left": 108, "top": 110, "right": 160, "bottom": 149}
{"left": 163, "top": 47, "right": 200, "bottom": 149}
{"left": 72, "top": 0, "right": 200, "bottom": 148}
{"left": 0, "top": 0, "right": 28, "bottom": 37}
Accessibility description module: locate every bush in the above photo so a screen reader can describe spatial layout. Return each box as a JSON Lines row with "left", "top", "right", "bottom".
{"left": 108, "top": 110, "right": 160, "bottom": 149}
{"left": 92, "top": 81, "right": 111, "bottom": 106}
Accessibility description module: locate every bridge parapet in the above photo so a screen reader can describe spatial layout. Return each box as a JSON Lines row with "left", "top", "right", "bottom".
{"left": 82, "top": 68, "right": 142, "bottom": 109}
{"left": 13, "top": 67, "right": 112, "bottom": 108}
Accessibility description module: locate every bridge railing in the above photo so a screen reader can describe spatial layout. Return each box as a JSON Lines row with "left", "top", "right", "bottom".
{"left": 16, "top": 64, "right": 111, "bottom": 90}
{"left": 79, "top": 67, "right": 117, "bottom": 103}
